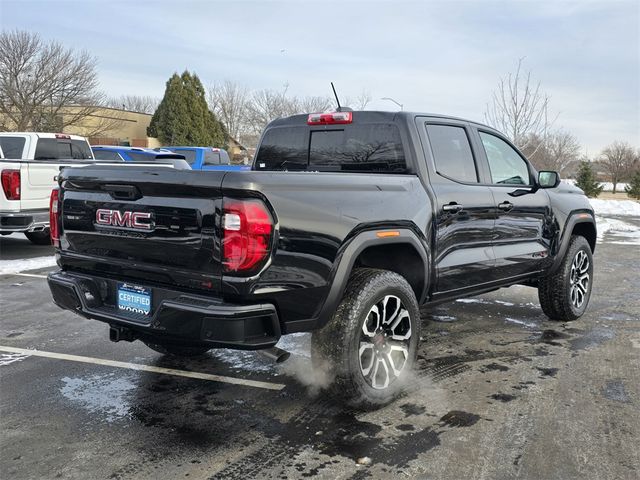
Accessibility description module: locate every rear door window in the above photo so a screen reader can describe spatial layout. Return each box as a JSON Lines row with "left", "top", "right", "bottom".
{"left": 0, "top": 136, "right": 26, "bottom": 159}
{"left": 426, "top": 124, "right": 478, "bottom": 183}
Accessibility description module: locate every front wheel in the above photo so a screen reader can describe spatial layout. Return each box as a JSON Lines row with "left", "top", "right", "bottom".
{"left": 539, "top": 235, "right": 594, "bottom": 321}
{"left": 25, "top": 229, "right": 51, "bottom": 245}
{"left": 311, "top": 268, "right": 421, "bottom": 408}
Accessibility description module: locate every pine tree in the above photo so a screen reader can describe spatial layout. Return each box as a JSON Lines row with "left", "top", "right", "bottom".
{"left": 575, "top": 161, "right": 603, "bottom": 198}
{"left": 148, "top": 71, "right": 227, "bottom": 147}
{"left": 625, "top": 170, "right": 640, "bottom": 200}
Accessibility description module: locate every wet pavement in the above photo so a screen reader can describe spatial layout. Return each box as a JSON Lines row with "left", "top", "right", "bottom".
{"left": 0, "top": 233, "right": 638, "bottom": 479}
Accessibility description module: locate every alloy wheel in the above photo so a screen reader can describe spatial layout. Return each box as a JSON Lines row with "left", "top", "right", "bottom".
{"left": 569, "top": 250, "right": 590, "bottom": 309}
{"left": 359, "top": 295, "right": 412, "bottom": 390}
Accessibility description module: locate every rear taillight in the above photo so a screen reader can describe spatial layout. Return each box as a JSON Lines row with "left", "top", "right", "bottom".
{"left": 307, "top": 111, "right": 353, "bottom": 125}
{"left": 1, "top": 169, "right": 20, "bottom": 200}
{"left": 50, "top": 189, "right": 60, "bottom": 247}
{"left": 222, "top": 198, "right": 273, "bottom": 273}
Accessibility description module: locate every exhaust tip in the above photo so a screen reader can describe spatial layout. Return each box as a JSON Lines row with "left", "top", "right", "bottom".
{"left": 258, "top": 346, "right": 290, "bottom": 364}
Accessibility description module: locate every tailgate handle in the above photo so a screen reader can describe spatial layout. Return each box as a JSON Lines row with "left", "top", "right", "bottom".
{"left": 104, "top": 184, "right": 142, "bottom": 201}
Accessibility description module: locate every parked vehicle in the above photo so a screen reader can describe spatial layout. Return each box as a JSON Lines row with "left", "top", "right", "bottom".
{"left": 1, "top": 135, "right": 189, "bottom": 244}
{"left": 91, "top": 146, "right": 187, "bottom": 163}
{"left": 47, "top": 111, "right": 596, "bottom": 407}
{"left": 163, "top": 146, "right": 249, "bottom": 171}
{"left": 0, "top": 133, "right": 94, "bottom": 244}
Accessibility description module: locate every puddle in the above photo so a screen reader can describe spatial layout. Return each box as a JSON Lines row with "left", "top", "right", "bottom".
{"left": 439, "top": 411, "right": 480, "bottom": 427}
{"left": 60, "top": 373, "right": 136, "bottom": 422}
{"left": 602, "top": 380, "right": 631, "bottom": 403}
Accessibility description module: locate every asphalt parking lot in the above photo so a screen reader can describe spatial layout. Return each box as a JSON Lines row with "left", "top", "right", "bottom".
{"left": 0, "top": 225, "right": 638, "bottom": 480}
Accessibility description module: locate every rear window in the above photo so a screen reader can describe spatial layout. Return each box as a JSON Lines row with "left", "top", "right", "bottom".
{"left": 93, "top": 150, "right": 124, "bottom": 161}
{"left": 255, "top": 124, "right": 407, "bottom": 173}
{"left": 204, "top": 150, "right": 220, "bottom": 165}
{"left": 34, "top": 139, "right": 93, "bottom": 160}
{"left": 0, "top": 136, "right": 26, "bottom": 159}
{"left": 168, "top": 149, "right": 196, "bottom": 164}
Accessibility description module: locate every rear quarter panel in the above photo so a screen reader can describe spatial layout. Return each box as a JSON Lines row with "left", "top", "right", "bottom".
{"left": 221, "top": 171, "right": 430, "bottom": 331}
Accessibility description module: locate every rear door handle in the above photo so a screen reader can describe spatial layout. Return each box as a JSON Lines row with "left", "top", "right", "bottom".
{"left": 498, "top": 201, "right": 514, "bottom": 212}
{"left": 443, "top": 203, "right": 463, "bottom": 213}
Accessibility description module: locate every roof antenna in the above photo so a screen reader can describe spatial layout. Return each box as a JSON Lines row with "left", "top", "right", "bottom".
{"left": 331, "top": 82, "right": 352, "bottom": 112}
{"left": 331, "top": 82, "right": 341, "bottom": 111}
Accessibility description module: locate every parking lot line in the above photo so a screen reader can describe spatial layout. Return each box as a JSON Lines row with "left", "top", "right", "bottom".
{"left": 10, "top": 273, "right": 48, "bottom": 279}
{"left": 0, "top": 345, "right": 286, "bottom": 391}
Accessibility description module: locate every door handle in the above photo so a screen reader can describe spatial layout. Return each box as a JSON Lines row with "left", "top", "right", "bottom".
{"left": 443, "top": 203, "right": 463, "bottom": 213}
{"left": 498, "top": 201, "right": 514, "bottom": 212}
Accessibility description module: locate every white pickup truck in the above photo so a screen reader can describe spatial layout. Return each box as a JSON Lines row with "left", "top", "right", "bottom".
{"left": 0, "top": 132, "right": 189, "bottom": 244}
{"left": 0, "top": 133, "right": 95, "bottom": 244}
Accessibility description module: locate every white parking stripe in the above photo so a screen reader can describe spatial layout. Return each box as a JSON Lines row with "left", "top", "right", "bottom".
{"left": 10, "top": 273, "right": 48, "bottom": 279}
{"left": 0, "top": 346, "right": 286, "bottom": 391}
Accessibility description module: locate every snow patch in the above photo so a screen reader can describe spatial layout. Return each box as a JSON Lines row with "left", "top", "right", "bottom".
{"left": 596, "top": 217, "right": 640, "bottom": 245}
{"left": 589, "top": 199, "right": 640, "bottom": 217}
{"left": 0, "top": 256, "right": 57, "bottom": 275}
{"left": 505, "top": 317, "right": 538, "bottom": 328}
{"left": 0, "top": 352, "right": 31, "bottom": 366}
{"left": 456, "top": 298, "right": 488, "bottom": 304}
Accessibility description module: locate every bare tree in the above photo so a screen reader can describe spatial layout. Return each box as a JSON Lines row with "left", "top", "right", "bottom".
{"left": 295, "top": 95, "right": 333, "bottom": 114}
{"left": 354, "top": 90, "right": 372, "bottom": 110}
{"left": 207, "top": 80, "right": 249, "bottom": 140}
{"left": 107, "top": 94, "right": 159, "bottom": 114}
{"left": 599, "top": 141, "right": 637, "bottom": 193}
{"left": 484, "top": 58, "right": 556, "bottom": 152}
{"left": 523, "top": 130, "right": 581, "bottom": 176}
{"left": 245, "top": 88, "right": 296, "bottom": 137}
{"left": 0, "top": 30, "right": 112, "bottom": 134}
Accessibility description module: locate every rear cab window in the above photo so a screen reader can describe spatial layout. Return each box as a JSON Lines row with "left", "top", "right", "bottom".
{"left": 34, "top": 138, "right": 93, "bottom": 160}
{"left": 204, "top": 150, "right": 221, "bottom": 166}
{"left": 255, "top": 116, "right": 407, "bottom": 173}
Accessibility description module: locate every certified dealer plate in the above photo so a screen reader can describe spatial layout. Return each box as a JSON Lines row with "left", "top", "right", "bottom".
{"left": 117, "top": 283, "right": 152, "bottom": 316}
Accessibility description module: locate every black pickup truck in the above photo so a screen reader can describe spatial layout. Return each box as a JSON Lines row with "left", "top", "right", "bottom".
{"left": 47, "top": 110, "right": 596, "bottom": 407}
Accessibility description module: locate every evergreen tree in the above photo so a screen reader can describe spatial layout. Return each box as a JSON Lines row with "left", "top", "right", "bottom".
{"left": 575, "top": 161, "right": 603, "bottom": 198}
{"left": 625, "top": 170, "right": 640, "bottom": 200}
{"left": 148, "top": 71, "right": 226, "bottom": 146}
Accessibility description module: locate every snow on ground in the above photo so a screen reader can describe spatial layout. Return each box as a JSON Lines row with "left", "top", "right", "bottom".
{"left": 0, "top": 256, "right": 57, "bottom": 275}
{"left": 563, "top": 179, "right": 629, "bottom": 192}
{"left": 589, "top": 199, "right": 640, "bottom": 216}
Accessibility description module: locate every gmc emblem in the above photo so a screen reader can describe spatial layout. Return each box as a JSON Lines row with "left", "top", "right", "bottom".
{"left": 95, "top": 209, "right": 154, "bottom": 230}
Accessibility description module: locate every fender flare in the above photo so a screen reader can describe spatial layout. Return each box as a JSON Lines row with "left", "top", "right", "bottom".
{"left": 314, "top": 228, "right": 430, "bottom": 329}
{"left": 549, "top": 212, "right": 596, "bottom": 274}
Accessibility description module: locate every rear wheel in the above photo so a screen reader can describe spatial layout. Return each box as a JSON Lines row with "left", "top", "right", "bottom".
{"left": 25, "top": 229, "right": 51, "bottom": 245}
{"left": 539, "top": 235, "right": 593, "bottom": 321}
{"left": 311, "top": 268, "right": 420, "bottom": 408}
{"left": 144, "top": 342, "right": 210, "bottom": 357}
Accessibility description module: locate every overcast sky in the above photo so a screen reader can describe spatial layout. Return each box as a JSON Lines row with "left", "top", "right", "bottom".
{"left": 2, "top": 0, "right": 639, "bottom": 153}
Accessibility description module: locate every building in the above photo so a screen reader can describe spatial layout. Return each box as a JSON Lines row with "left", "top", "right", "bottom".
{"left": 1, "top": 105, "right": 249, "bottom": 161}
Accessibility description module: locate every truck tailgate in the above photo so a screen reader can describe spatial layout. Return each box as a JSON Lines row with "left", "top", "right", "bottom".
{"left": 58, "top": 166, "right": 226, "bottom": 293}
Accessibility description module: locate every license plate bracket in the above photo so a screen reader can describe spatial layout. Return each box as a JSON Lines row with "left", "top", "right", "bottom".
{"left": 117, "top": 283, "right": 152, "bottom": 316}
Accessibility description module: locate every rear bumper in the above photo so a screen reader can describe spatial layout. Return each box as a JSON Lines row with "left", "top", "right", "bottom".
{"left": 0, "top": 209, "right": 49, "bottom": 233}
{"left": 47, "top": 270, "right": 281, "bottom": 350}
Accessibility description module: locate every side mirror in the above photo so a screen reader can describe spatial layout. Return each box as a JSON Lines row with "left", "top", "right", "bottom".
{"left": 538, "top": 171, "right": 560, "bottom": 189}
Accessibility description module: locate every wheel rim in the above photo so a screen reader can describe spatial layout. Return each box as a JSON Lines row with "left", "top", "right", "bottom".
{"left": 569, "top": 250, "right": 590, "bottom": 309}
{"left": 359, "top": 295, "right": 412, "bottom": 390}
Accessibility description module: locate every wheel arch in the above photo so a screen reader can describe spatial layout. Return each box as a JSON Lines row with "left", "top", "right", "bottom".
{"left": 549, "top": 212, "right": 596, "bottom": 274}
{"left": 315, "top": 227, "right": 430, "bottom": 329}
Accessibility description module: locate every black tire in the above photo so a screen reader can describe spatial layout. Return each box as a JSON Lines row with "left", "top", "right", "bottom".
{"left": 539, "top": 235, "right": 593, "bottom": 321}
{"left": 311, "top": 268, "right": 421, "bottom": 409}
{"left": 25, "top": 229, "right": 51, "bottom": 245}
{"left": 144, "top": 342, "right": 210, "bottom": 357}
